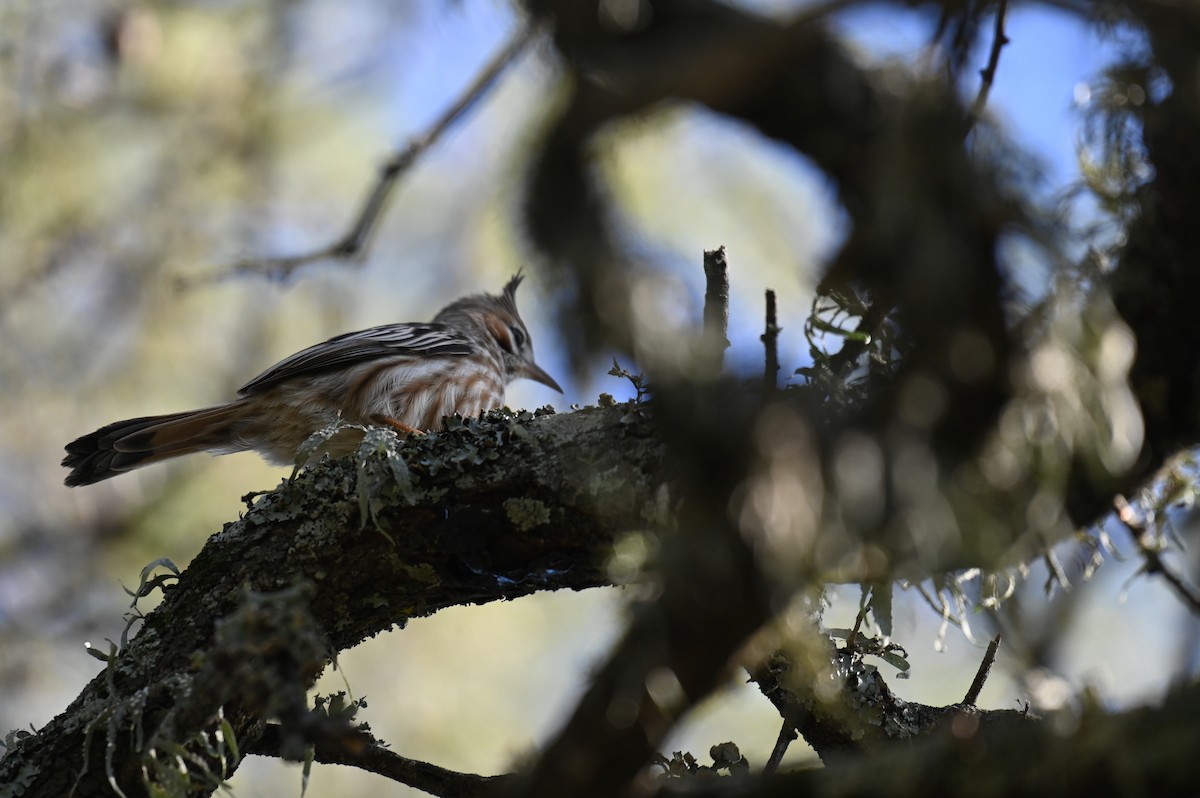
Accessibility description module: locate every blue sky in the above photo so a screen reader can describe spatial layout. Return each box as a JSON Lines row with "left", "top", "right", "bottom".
{"left": 280, "top": 0, "right": 1136, "bottom": 401}
{"left": 389, "top": 1, "right": 1128, "bottom": 206}
{"left": 4, "top": 5, "right": 1190, "bottom": 792}
{"left": 839, "top": 3, "right": 1120, "bottom": 184}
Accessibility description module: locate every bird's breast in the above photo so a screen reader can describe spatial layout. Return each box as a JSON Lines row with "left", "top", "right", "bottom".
{"left": 354, "top": 355, "right": 505, "bottom": 430}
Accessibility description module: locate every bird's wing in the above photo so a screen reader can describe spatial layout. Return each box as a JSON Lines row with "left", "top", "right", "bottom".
{"left": 238, "top": 322, "right": 474, "bottom": 395}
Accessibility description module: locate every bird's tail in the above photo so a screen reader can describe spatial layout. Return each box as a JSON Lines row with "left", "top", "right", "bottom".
{"left": 63, "top": 402, "right": 247, "bottom": 486}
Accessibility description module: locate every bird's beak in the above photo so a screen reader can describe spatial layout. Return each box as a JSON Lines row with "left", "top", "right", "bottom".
{"left": 523, "top": 360, "right": 564, "bottom": 393}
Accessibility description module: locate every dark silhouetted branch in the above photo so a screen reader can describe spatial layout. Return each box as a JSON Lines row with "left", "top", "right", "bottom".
{"left": 962, "top": 634, "right": 1003, "bottom": 707}
{"left": 703, "top": 246, "right": 731, "bottom": 373}
{"left": 1115, "top": 495, "right": 1200, "bottom": 615}
{"left": 967, "top": 0, "right": 1011, "bottom": 130}
{"left": 761, "top": 289, "right": 780, "bottom": 390}
{"left": 761, "top": 711, "right": 799, "bottom": 775}
{"left": 249, "top": 724, "right": 508, "bottom": 798}
{"left": 205, "top": 23, "right": 538, "bottom": 284}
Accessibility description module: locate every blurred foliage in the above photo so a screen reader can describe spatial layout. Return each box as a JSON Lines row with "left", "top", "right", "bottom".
{"left": 3, "top": 0, "right": 1200, "bottom": 795}
{"left": 1076, "top": 61, "right": 1161, "bottom": 224}
{"left": 652, "top": 741, "right": 750, "bottom": 780}
{"left": 0, "top": 1, "right": 832, "bottom": 793}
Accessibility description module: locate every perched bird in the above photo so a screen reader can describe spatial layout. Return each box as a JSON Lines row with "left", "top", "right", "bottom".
{"left": 63, "top": 275, "right": 561, "bottom": 486}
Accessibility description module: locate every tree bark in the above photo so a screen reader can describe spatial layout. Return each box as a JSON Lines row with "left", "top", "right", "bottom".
{"left": 0, "top": 405, "right": 666, "bottom": 797}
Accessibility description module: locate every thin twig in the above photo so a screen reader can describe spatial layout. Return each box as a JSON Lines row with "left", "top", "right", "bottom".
{"left": 702, "top": 246, "right": 731, "bottom": 372}
{"left": 1115, "top": 495, "right": 1200, "bottom": 615}
{"left": 961, "top": 633, "right": 1002, "bottom": 706}
{"left": 762, "top": 711, "right": 799, "bottom": 775}
{"left": 844, "top": 600, "right": 869, "bottom": 652}
{"left": 761, "top": 289, "right": 781, "bottom": 390}
{"left": 911, "top": 581, "right": 965, "bottom": 632}
{"left": 1043, "top": 548, "right": 1071, "bottom": 594}
{"left": 966, "top": 0, "right": 1010, "bottom": 133}
{"left": 248, "top": 724, "right": 507, "bottom": 798}
{"left": 204, "top": 23, "right": 539, "bottom": 285}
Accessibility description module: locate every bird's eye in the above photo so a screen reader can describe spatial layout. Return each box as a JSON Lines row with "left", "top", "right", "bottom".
{"left": 510, "top": 325, "right": 527, "bottom": 350}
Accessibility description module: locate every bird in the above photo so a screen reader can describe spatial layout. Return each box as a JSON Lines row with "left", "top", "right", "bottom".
{"left": 63, "top": 275, "right": 562, "bottom": 486}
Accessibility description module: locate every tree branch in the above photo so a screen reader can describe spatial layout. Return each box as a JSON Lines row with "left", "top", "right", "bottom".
{"left": 6, "top": 396, "right": 1200, "bottom": 795}
{"left": 0, "top": 405, "right": 665, "bottom": 796}
{"left": 513, "top": 383, "right": 775, "bottom": 798}
{"left": 702, "top": 246, "right": 731, "bottom": 374}
{"left": 760, "top": 712, "right": 798, "bottom": 775}
{"left": 761, "top": 289, "right": 780, "bottom": 390}
{"left": 657, "top": 678, "right": 1200, "bottom": 797}
{"left": 1115, "top": 495, "right": 1200, "bottom": 615}
{"left": 748, "top": 647, "right": 1036, "bottom": 764}
{"left": 966, "top": 0, "right": 1010, "bottom": 131}
{"left": 248, "top": 724, "right": 509, "bottom": 798}
{"left": 199, "top": 23, "right": 538, "bottom": 285}
{"left": 961, "top": 634, "right": 1003, "bottom": 707}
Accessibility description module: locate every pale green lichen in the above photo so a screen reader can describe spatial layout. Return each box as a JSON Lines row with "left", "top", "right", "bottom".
{"left": 504, "top": 497, "right": 551, "bottom": 531}
{"left": 0, "top": 759, "right": 41, "bottom": 797}
{"left": 396, "top": 562, "right": 440, "bottom": 585}
{"left": 587, "top": 465, "right": 637, "bottom": 503}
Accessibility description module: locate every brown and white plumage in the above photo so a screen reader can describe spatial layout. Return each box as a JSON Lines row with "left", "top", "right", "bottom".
{"left": 63, "top": 276, "right": 561, "bottom": 486}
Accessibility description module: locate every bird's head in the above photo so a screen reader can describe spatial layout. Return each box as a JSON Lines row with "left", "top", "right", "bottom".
{"left": 435, "top": 274, "right": 563, "bottom": 393}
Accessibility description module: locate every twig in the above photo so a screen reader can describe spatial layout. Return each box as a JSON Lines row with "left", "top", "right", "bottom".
{"left": 703, "top": 246, "right": 731, "bottom": 372}
{"left": 762, "top": 711, "right": 799, "bottom": 775}
{"left": 1115, "top": 495, "right": 1200, "bottom": 615}
{"left": 844, "top": 600, "right": 869, "bottom": 652}
{"left": 966, "top": 0, "right": 1010, "bottom": 133}
{"left": 961, "top": 633, "right": 1002, "bottom": 707}
{"left": 206, "top": 23, "right": 539, "bottom": 285}
{"left": 911, "top": 581, "right": 965, "bottom": 632}
{"left": 248, "top": 724, "right": 506, "bottom": 798}
{"left": 1043, "top": 548, "right": 1071, "bottom": 594}
{"left": 761, "top": 289, "right": 781, "bottom": 390}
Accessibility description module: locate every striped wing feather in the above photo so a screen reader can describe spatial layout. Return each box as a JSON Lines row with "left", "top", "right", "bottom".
{"left": 238, "top": 323, "right": 474, "bottom": 395}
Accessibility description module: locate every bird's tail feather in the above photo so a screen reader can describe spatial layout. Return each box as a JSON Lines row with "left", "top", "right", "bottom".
{"left": 63, "top": 403, "right": 246, "bottom": 486}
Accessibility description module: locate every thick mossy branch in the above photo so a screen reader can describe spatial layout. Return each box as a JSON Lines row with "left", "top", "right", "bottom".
{"left": 0, "top": 405, "right": 666, "bottom": 797}
{"left": 664, "top": 680, "right": 1200, "bottom": 798}
{"left": 748, "top": 650, "right": 1036, "bottom": 763}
